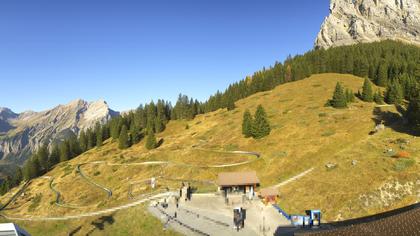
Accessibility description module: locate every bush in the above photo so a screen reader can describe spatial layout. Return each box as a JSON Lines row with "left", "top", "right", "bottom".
{"left": 394, "top": 159, "right": 415, "bottom": 171}
{"left": 28, "top": 193, "right": 42, "bottom": 212}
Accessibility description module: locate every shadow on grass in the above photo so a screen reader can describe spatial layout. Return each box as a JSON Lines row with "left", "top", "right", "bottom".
{"left": 157, "top": 138, "right": 164, "bottom": 148}
{"left": 69, "top": 226, "right": 82, "bottom": 236}
{"left": 372, "top": 107, "right": 419, "bottom": 136}
{"left": 85, "top": 214, "right": 115, "bottom": 235}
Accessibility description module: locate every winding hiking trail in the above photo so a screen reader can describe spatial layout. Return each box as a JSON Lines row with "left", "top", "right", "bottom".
{"left": 0, "top": 149, "right": 313, "bottom": 221}
{"left": 76, "top": 149, "right": 261, "bottom": 198}
{"left": 0, "top": 149, "right": 261, "bottom": 221}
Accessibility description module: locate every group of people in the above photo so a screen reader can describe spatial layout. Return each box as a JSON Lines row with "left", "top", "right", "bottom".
{"left": 179, "top": 182, "right": 193, "bottom": 202}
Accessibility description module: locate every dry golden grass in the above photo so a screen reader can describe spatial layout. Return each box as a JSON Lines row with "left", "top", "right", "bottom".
{"left": 0, "top": 73, "right": 418, "bottom": 234}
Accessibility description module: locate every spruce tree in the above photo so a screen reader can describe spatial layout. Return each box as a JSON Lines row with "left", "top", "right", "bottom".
{"left": 376, "top": 63, "right": 388, "bottom": 87}
{"left": 226, "top": 95, "right": 235, "bottom": 111}
{"left": 385, "top": 81, "right": 404, "bottom": 105}
{"left": 95, "top": 123, "right": 103, "bottom": 147}
{"left": 373, "top": 90, "right": 384, "bottom": 104}
{"left": 86, "top": 128, "right": 95, "bottom": 150}
{"left": 68, "top": 134, "right": 81, "bottom": 158}
{"left": 118, "top": 125, "right": 130, "bottom": 149}
{"left": 251, "top": 105, "right": 271, "bottom": 139}
{"left": 145, "top": 130, "right": 157, "bottom": 150}
{"left": 331, "top": 82, "right": 347, "bottom": 108}
{"left": 406, "top": 88, "right": 420, "bottom": 129}
{"left": 362, "top": 78, "right": 374, "bottom": 102}
{"left": 59, "top": 142, "right": 70, "bottom": 162}
{"left": 23, "top": 160, "right": 32, "bottom": 180}
{"left": 37, "top": 144, "right": 49, "bottom": 172}
{"left": 48, "top": 144, "right": 60, "bottom": 168}
{"left": 12, "top": 167, "right": 23, "bottom": 187}
{"left": 345, "top": 88, "right": 355, "bottom": 103}
{"left": 242, "top": 110, "right": 253, "bottom": 138}
{"left": 79, "top": 130, "right": 87, "bottom": 152}
{"left": 130, "top": 124, "right": 142, "bottom": 144}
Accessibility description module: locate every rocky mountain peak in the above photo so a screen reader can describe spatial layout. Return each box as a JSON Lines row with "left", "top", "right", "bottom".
{"left": 0, "top": 107, "right": 18, "bottom": 120}
{"left": 315, "top": 0, "right": 420, "bottom": 49}
{"left": 0, "top": 99, "right": 119, "bottom": 165}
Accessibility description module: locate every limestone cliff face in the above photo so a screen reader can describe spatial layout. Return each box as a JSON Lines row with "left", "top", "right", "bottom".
{"left": 315, "top": 0, "right": 420, "bottom": 49}
{"left": 0, "top": 100, "right": 119, "bottom": 165}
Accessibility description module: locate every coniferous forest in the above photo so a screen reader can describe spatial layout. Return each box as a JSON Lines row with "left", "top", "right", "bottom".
{"left": 2, "top": 40, "right": 419, "bottom": 194}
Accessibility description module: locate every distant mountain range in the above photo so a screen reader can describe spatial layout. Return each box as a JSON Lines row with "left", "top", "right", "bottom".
{"left": 0, "top": 99, "right": 119, "bottom": 166}
{"left": 316, "top": 0, "right": 420, "bottom": 49}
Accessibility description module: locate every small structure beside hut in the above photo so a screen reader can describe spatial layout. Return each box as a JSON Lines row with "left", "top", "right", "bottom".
{"left": 217, "top": 171, "right": 260, "bottom": 197}
{"left": 259, "top": 187, "right": 278, "bottom": 203}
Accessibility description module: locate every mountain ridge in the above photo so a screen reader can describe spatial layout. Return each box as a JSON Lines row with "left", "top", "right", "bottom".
{"left": 0, "top": 99, "right": 119, "bottom": 165}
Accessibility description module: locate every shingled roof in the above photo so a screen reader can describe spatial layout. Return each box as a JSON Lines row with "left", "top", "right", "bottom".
{"left": 217, "top": 171, "right": 260, "bottom": 187}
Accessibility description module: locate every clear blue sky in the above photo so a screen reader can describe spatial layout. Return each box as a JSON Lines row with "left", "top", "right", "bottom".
{"left": 0, "top": 0, "right": 329, "bottom": 113}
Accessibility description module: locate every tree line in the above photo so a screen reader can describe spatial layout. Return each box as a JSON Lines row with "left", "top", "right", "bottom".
{"left": 201, "top": 40, "right": 419, "bottom": 114}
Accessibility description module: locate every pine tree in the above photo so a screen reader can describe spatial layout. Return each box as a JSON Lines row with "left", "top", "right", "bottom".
{"left": 362, "top": 78, "right": 374, "bottom": 102}
{"left": 68, "top": 134, "right": 81, "bottom": 158}
{"left": 48, "top": 143, "right": 60, "bottom": 168}
{"left": 373, "top": 90, "right": 384, "bottom": 104}
{"left": 385, "top": 81, "right": 404, "bottom": 105}
{"left": 345, "top": 88, "right": 355, "bottom": 103}
{"left": 12, "top": 167, "right": 23, "bottom": 187}
{"left": 37, "top": 144, "right": 49, "bottom": 172}
{"left": 86, "top": 128, "right": 95, "bottom": 150}
{"left": 242, "top": 110, "right": 253, "bottom": 138}
{"left": 376, "top": 62, "right": 388, "bottom": 86}
{"left": 406, "top": 88, "right": 420, "bottom": 129}
{"left": 251, "top": 105, "right": 271, "bottom": 139}
{"left": 331, "top": 82, "right": 347, "bottom": 108}
{"left": 95, "top": 123, "right": 103, "bottom": 147}
{"left": 79, "top": 130, "right": 88, "bottom": 152}
{"left": 145, "top": 130, "right": 157, "bottom": 150}
{"left": 226, "top": 95, "right": 235, "bottom": 111}
{"left": 0, "top": 178, "right": 10, "bottom": 195}
{"left": 118, "top": 125, "right": 130, "bottom": 149}
{"left": 59, "top": 142, "right": 70, "bottom": 162}
{"left": 130, "top": 123, "right": 142, "bottom": 144}
{"left": 23, "top": 160, "right": 34, "bottom": 180}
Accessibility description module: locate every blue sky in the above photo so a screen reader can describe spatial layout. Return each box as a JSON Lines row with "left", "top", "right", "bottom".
{"left": 0, "top": 0, "right": 329, "bottom": 112}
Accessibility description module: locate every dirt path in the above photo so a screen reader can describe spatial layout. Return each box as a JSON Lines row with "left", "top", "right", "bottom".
{"left": 0, "top": 149, "right": 260, "bottom": 221}
{"left": 0, "top": 192, "right": 174, "bottom": 221}
{"left": 271, "top": 168, "right": 315, "bottom": 189}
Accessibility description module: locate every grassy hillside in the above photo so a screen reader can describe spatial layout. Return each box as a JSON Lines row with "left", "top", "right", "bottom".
{"left": 0, "top": 73, "right": 418, "bottom": 235}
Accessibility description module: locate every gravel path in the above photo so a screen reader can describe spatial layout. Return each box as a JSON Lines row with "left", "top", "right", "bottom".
{"left": 0, "top": 149, "right": 260, "bottom": 221}
{"left": 1, "top": 192, "right": 174, "bottom": 221}
{"left": 271, "top": 168, "right": 315, "bottom": 189}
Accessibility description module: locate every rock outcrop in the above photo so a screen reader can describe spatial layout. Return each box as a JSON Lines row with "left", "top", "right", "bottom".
{"left": 315, "top": 0, "right": 420, "bottom": 49}
{"left": 0, "top": 99, "right": 118, "bottom": 165}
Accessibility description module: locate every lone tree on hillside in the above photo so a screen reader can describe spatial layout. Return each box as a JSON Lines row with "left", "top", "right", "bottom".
{"left": 145, "top": 130, "right": 157, "bottom": 150}
{"left": 331, "top": 82, "right": 347, "bottom": 108}
{"left": 362, "top": 78, "right": 374, "bottom": 102}
{"left": 251, "top": 105, "right": 271, "bottom": 139}
{"left": 242, "top": 110, "right": 253, "bottom": 138}
{"left": 118, "top": 125, "right": 130, "bottom": 149}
